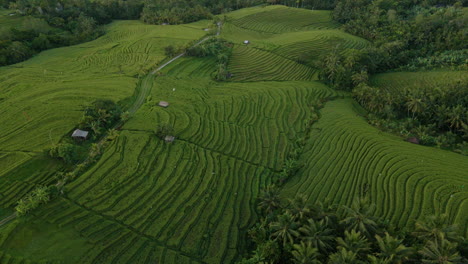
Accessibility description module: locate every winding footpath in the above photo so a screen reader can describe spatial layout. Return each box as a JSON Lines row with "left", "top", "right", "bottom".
{"left": 0, "top": 22, "right": 222, "bottom": 228}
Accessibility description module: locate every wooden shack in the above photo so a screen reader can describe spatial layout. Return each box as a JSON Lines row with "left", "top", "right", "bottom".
{"left": 158, "top": 101, "right": 169, "bottom": 108}
{"left": 72, "top": 129, "right": 89, "bottom": 141}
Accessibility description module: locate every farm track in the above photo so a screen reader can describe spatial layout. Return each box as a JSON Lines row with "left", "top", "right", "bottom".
{"left": 0, "top": 24, "right": 221, "bottom": 229}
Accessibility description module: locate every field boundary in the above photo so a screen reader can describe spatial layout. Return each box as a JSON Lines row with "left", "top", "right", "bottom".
{"left": 0, "top": 21, "right": 222, "bottom": 228}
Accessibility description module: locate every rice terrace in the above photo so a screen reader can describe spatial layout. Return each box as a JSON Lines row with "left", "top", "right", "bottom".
{"left": 0, "top": 0, "right": 467, "bottom": 263}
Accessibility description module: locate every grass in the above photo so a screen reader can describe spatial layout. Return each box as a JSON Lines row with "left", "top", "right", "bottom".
{"left": 0, "top": 53, "right": 339, "bottom": 263}
{"left": 227, "top": 5, "right": 339, "bottom": 33}
{"left": 0, "top": 20, "right": 207, "bottom": 214}
{"left": 0, "top": 5, "right": 467, "bottom": 264}
{"left": 370, "top": 70, "right": 468, "bottom": 94}
{"left": 220, "top": 5, "right": 370, "bottom": 80}
{"left": 281, "top": 99, "right": 468, "bottom": 235}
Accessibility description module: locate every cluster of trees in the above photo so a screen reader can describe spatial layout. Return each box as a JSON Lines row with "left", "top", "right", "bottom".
{"left": 318, "top": 0, "right": 467, "bottom": 89}
{"left": 265, "top": 0, "right": 335, "bottom": 9}
{"left": 187, "top": 38, "right": 233, "bottom": 80}
{"left": 239, "top": 193, "right": 468, "bottom": 263}
{"left": 316, "top": 0, "right": 467, "bottom": 152}
{"left": 15, "top": 186, "right": 51, "bottom": 216}
{"left": 79, "top": 99, "right": 122, "bottom": 139}
{"left": 140, "top": 0, "right": 262, "bottom": 25}
{"left": 354, "top": 79, "right": 467, "bottom": 152}
{"left": 0, "top": 0, "right": 143, "bottom": 66}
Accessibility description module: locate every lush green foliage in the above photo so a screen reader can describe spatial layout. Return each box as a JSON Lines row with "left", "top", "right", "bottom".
{"left": 15, "top": 186, "right": 51, "bottom": 216}
{"left": 140, "top": 0, "right": 262, "bottom": 25}
{"left": 355, "top": 71, "right": 468, "bottom": 152}
{"left": 0, "top": 5, "right": 467, "bottom": 264}
{"left": 281, "top": 99, "right": 468, "bottom": 238}
{"left": 79, "top": 99, "right": 122, "bottom": 138}
{"left": 240, "top": 195, "right": 467, "bottom": 263}
{"left": 0, "top": 0, "right": 143, "bottom": 66}
{"left": 187, "top": 38, "right": 234, "bottom": 80}
{"left": 0, "top": 20, "right": 206, "bottom": 224}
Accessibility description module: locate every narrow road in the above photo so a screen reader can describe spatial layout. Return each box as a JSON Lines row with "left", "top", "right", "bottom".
{"left": 0, "top": 22, "right": 222, "bottom": 228}
{"left": 130, "top": 22, "right": 221, "bottom": 114}
{"left": 0, "top": 212, "right": 16, "bottom": 226}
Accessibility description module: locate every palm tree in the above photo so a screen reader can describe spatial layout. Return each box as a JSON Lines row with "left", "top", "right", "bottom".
{"left": 311, "top": 200, "right": 338, "bottom": 228}
{"left": 269, "top": 212, "right": 300, "bottom": 247}
{"left": 258, "top": 185, "right": 281, "bottom": 216}
{"left": 33, "top": 186, "right": 50, "bottom": 204}
{"left": 446, "top": 105, "right": 466, "bottom": 131}
{"left": 340, "top": 197, "right": 379, "bottom": 238}
{"left": 299, "top": 219, "right": 335, "bottom": 254}
{"left": 418, "top": 236, "right": 461, "bottom": 264}
{"left": 291, "top": 241, "right": 321, "bottom": 264}
{"left": 406, "top": 97, "right": 425, "bottom": 119}
{"left": 375, "top": 232, "right": 413, "bottom": 263}
{"left": 287, "top": 194, "right": 311, "bottom": 222}
{"left": 336, "top": 230, "right": 371, "bottom": 257}
{"left": 328, "top": 248, "right": 360, "bottom": 264}
{"left": 412, "top": 214, "right": 461, "bottom": 243}
{"left": 367, "top": 255, "right": 393, "bottom": 264}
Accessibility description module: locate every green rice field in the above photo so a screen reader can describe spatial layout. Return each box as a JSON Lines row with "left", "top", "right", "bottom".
{"left": 0, "top": 19, "right": 208, "bottom": 237}
{"left": 0, "top": 5, "right": 467, "bottom": 264}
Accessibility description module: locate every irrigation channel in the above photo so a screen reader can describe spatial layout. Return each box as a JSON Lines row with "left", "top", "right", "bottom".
{"left": 0, "top": 22, "right": 222, "bottom": 227}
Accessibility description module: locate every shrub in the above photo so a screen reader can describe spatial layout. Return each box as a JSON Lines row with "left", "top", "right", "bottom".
{"left": 155, "top": 124, "right": 174, "bottom": 140}
{"left": 49, "top": 143, "right": 78, "bottom": 163}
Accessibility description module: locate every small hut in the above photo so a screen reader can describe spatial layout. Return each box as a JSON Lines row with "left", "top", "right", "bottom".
{"left": 72, "top": 129, "right": 89, "bottom": 141}
{"left": 158, "top": 101, "right": 169, "bottom": 108}
{"left": 243, "top": 40, "right": 250, "bottom": 44}
{"left": 164, "top": 135, "right": 175, "bottom": 143}
{"left": 204, "top": 28, "right": 210, "bottom": 31}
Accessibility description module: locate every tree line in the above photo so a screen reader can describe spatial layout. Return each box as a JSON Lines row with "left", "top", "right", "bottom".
{"left": 239, "top": 191, "right": 468, "bottom": 263}
{"left": 140, "top": 0, "right": 263, "bottom": 25}
{"left": 0, "top": 0, "right": 143, "bottom": 66}
{"left": 316, "top": 0, "right": 467, "bottom": 153}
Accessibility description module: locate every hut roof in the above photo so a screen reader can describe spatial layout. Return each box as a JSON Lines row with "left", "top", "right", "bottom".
{"left": 72, "top": 129, "right": 89, "bottom": 138}
{"left": 243, "top": 40, "right": 250, "bottom": 44}
{"left": 158, "top": 101, "right": 169, "bottom": 108}
{"left": 165, "top": 135, "right": 175, "bottom": 143}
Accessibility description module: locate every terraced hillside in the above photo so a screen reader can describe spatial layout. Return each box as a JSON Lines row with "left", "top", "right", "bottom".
{"left": 0, "top": 55, "right": 339, "bottom": 263}
{"left": 370, "top": 70, "right": 468, "bottom": 93}
{"left": 221, "top": 6, "right": 370, "bottom": 80}
{"left": 0, "top": 20, "right": 207, "bottom": 227}
{"left": 282, "top": 99, "right": 468, "bottom": 235}
{"left": 229, "top": 5, "right": 339, "bottom": 33}
{"left": 1, "top": 5, "right": 467, "bottom": 264}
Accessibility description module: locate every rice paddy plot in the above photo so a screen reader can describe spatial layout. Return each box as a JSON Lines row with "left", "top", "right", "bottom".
{"left": 0, "top": 20, "right": 205, "bottom": 153}
{"left": 0, "top": 54, "right": 339, "bottom": 263}
{"left": 228, "top": 5, "right": 339, "bottom": 33}
{"left": 227, "top": 45, "right": 317, "bottom": 81}
{"left": 370, "top": 70, "right": 468, "bottom": 94}
{"left": 281, "top": 99, "right": 468, "bottom": 235}
{"left": 38, "top": 131, "right": 272, "bottom": 264}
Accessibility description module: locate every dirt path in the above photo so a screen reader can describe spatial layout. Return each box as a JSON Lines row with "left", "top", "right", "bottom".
{"left": 0, "top": 212, "right": 16, "bottom": 227}
{"left": 0, "top": 22, "right": 222, "bottom": 228}
{"left": 130, "top": 23, "right": 221, "bottom": 114}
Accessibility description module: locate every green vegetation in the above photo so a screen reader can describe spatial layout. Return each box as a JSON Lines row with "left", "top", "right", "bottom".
{"left": 240, "top": 195, "right": 467, "bottom": 263}
{"left": 360, "top": 71, "right": 468, "bottom": 152}
{"left": 0, "top": 19, "right": 207, "bottom": 226}
{"left": 0, "top": 3, "right": 466, "bottom": 264}
{"left": 281, "top": 99, "right": 468, "bottom": 237}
